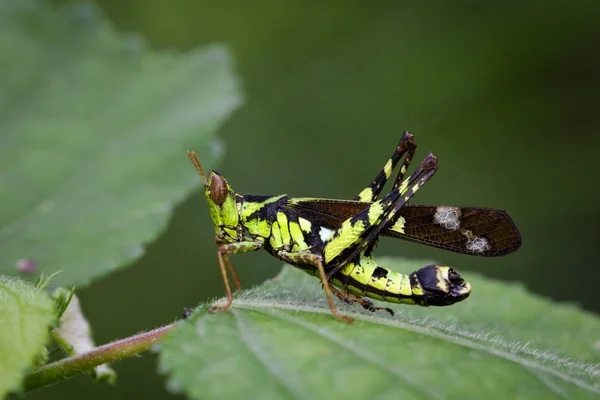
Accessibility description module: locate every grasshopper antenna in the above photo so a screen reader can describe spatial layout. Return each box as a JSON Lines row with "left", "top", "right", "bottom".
{"left": 187, "top": 150, "right": 208, "bottom": 186}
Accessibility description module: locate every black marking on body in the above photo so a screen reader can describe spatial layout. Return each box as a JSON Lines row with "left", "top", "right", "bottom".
{"left": 258, "top": 196, "right": 326, "bottom": 270}
{"left": 409, "top": 272, "right": 423, "bottom": 298}
{"left": 325, "top": 187, "right": 404, "bottom": 274}
{"left": 243, "top": 194, "right": 286, "bottom": 224}
{"left": 332, "top": 270, "right": 414, "bottom": 300}
{"left": 372, "top": 267, "right": 388, "bottom": 280}
{"left": 243, "top": 194, "right": 278, "bottom": 203}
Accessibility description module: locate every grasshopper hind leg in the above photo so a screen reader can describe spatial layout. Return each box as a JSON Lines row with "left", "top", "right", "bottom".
{"left": 355, "top": 131, "right": 417, "bottom": 202}
{"left": 277, "top": 250, "right": 354, "bottom": 323}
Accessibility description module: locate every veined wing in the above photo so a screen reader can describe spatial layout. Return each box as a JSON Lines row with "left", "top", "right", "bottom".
{"left": 284, "top": 198, "right": 522, "bottom": 256}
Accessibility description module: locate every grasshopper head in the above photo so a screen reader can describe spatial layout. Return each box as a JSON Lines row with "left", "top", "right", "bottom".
{"left": 187, "top": 151, "right": 240, "bottom": 242}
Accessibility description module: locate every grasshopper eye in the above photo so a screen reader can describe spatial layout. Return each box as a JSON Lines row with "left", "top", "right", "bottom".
{"left": 209, "top": 175, "right": 228, "bottom": 205}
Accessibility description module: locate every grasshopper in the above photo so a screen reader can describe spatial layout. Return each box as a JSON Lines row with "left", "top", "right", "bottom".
{"left": 187, "top": 132, "right": 521, "bottom": 323}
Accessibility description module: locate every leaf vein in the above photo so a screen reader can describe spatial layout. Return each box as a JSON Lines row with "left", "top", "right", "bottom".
{"left": 233, "top": 300, "right": 600, "bottom": 395}
{"left": 251, "top": 307, "right": 442, "bottom": 400}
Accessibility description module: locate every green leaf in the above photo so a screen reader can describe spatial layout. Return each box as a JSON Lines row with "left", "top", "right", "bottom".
{"left": 159, "top": 258, "right": 600, "bottom": 399}
{"left": 0, "top": 0, "right": 242, "bottom": 286}
{"left": 0, "top": 275, "right": 55, "bottom": 397}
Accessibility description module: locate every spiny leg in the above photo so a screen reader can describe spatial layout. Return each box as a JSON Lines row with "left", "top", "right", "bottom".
{"left": 277, "top": 250, "right": 354, "bottom": 323}
{"left": 364, "top": 152, "right": 440, "bottom": 257}
{"left": 390, "top": 134, "right": 417, "bottom": 192}
{"left": 329, "top": 285, "right": 394, "bottom": 316}
{"left": 355, "top": 132, "right": 417, "bottom": 202}
{"left": 324, "top": 153, "right": 439, "bottom": 278}
{"left": 209, "top": 240, "right": 263, "bottom": 313}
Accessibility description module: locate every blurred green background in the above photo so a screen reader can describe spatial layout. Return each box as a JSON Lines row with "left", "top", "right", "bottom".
{"left": 32, "top": 0, "right": 599, "bottom": 398}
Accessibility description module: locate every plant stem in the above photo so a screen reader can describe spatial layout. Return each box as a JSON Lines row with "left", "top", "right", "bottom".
{"left": 23, "top": 323, "right": 175, "bottom": 392}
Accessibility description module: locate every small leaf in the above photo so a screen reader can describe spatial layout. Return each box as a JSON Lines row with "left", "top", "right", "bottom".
{"left": 0, "top": 0, "right": 242, "bottom": 286}
{"left": 0, "top": 275, "right": 55, "bottom": 397}
{"left": 51, "top": 287, "right": 75, "bottom": 322}
{"left": 159, "top": 258, "right": 600, "bottom": 399}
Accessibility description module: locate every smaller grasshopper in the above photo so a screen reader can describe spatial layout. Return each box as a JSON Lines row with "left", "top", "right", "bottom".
{"left": 187, "top": 133, "right": 521, "bottom": 323}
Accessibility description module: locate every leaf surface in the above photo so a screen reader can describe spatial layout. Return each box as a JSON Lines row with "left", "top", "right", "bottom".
{"left": 0, "top": 276, "right": 54, "bottom": 397}
{"left": 0, "top": 0, "right": 242, "bottom": 286}
{"left": 159, "top": 258, "right": 600, "bottom": 400}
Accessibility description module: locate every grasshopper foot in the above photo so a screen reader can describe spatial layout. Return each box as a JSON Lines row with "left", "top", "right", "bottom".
{"left": 209, "top": 303, "right": 232, "bottom": 314}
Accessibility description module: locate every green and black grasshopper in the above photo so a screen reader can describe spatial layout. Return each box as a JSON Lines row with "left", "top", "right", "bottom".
{"left": 187, "top": 132, "right": 521, "bottom": 323}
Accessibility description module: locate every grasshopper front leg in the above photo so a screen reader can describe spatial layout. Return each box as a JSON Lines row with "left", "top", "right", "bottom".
{"left": 212, "top": 239, "right": 263, "bottom": 313}
{"left": 277, "top": 249, "right": 354, "bottom": 323}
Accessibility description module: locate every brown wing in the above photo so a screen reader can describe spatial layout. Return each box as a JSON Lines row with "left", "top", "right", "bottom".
{"left": 284, "top": 198, "right": 522, "bottom": 257}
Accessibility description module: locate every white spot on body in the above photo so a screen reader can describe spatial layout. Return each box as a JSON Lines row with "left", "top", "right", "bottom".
{"left": 319, "top": 227, "right": 334, "bottom": 242}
